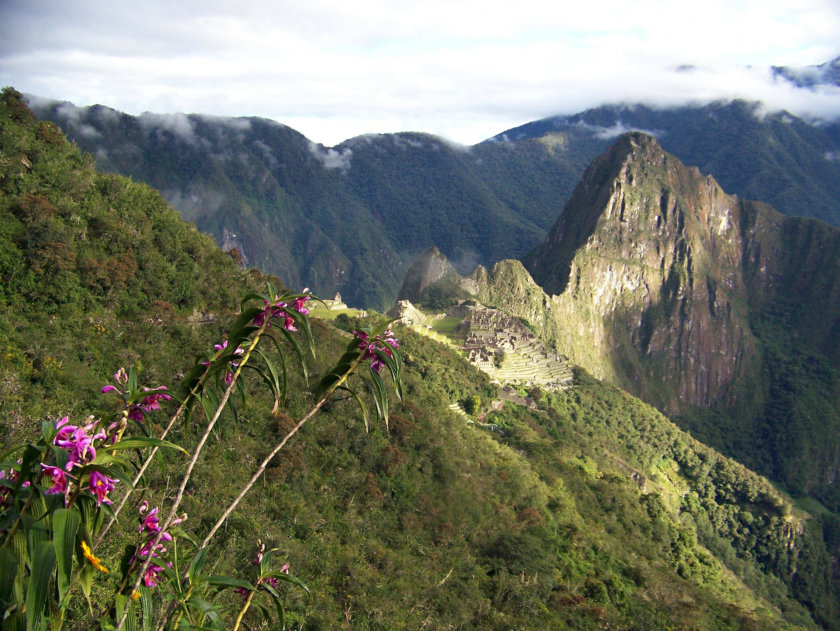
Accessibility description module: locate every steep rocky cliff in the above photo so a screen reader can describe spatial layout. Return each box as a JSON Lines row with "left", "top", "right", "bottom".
{"left": 524, "top": 133, "right": 761, "bottom": 412}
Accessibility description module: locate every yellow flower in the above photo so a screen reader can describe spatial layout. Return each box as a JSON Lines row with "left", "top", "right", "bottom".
{"left": 80, "top": 540, "right": 109, "bottom": 573}
{"left": 130, "top": 590, "right": 141, "bottom": 600}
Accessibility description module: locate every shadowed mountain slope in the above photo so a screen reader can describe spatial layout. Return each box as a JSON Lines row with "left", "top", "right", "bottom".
{"left": 30, "top": 98, "right": 840, "bottom": 309}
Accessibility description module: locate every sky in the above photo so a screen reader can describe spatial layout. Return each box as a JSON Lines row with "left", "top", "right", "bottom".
{"left": 1, "top": 0, "right": 839, "bottom": 146}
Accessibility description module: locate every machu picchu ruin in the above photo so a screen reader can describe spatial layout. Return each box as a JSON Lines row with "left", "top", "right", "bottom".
{"left": 391, "top": 299, "right": 573, "bottom": 391}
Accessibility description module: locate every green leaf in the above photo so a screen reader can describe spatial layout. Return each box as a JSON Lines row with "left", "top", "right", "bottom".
{"left": 52, "top": 508, "right": 80, "bottom": 603}
{"left": 25, "top": 541, "right": 55, "bottom": 631}
{"left": 103, "top": 436, "right": 189, "bottom": 455}
{"left": 365, "top": 365, "right": 392, "bottom": 428}
{"left": 259, "top": 582, "right": 286, "bottom": 629}
{"left": 338, "top": 385, "right": 370, "bottom": 433}
{"left": 264, "top": 570, "right": 310, "bottom": 593}
{"left": 244, "top": 361, "right": 280, "bottom": 413}
{"left": 264, "top": 336, "right": 290, "bottom": 405}
{"left": 199, "top": 388, "right": 220, "bottom": 426}
{"left": 115, "top": 594, "right": 137, "bottom": 631}
{"left": 279, "top": 325, "right": 310, "bottom": 386}
{"left": 138, "top": 586, "right": 153, "bottom": 631}
{"left": 77, "top": 559, "right": 94, "bottom": 613}
{"left": 205, "top": 575, "right": 255, "bottom": 591}
{"left": 314, "top": 373, "right": 342, "bottom": 402}
{"left": 227, "top": 306, "right": 263, "bottom": 341}
{"left": 187, "top": 597, "right": 224, "bottom": 630}
{"left": 188, "top": 547, "right": 208, "bottom": 586}
{"left": 0, "top": 548, "right": 19, "bottom": 612}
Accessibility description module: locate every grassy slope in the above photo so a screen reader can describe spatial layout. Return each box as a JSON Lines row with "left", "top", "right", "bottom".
{"left": 2, "top": 87, "right": 837, "bottom": 629}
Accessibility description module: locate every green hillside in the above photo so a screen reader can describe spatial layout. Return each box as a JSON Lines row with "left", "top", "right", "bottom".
{"left": 2, "top": 87, "right": 839, "bottom": 629}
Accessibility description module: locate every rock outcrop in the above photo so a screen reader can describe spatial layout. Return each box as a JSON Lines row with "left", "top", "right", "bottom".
{"left": 524, "top": 132, "right": 759, "bottom": 412}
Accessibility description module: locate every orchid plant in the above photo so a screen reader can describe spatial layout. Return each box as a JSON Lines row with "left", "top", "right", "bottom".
{"left": 0, "top": 285, "right": 402, "bottom": 630}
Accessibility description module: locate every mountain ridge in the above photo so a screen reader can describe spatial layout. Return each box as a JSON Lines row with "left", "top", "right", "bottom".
{"left": 28, "top": 97, "right": 840, "bottom": 308}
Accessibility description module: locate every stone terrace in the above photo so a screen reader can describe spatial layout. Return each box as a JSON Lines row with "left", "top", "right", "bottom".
{"left": 461, "top": 305, "right": 573, "bottom": 391}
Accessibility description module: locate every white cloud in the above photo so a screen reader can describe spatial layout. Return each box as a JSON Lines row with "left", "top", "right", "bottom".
{"left": 137, "top": 112, "right": 196, "bottom": 143}
{"left": 1, "top": 0, "right": 839, "bottom": 145}
{"left": 308, "top": 142, "right": 353, "bottom": 170}
{"left": 585, "top": 122, "right": 662, "bottom": 141}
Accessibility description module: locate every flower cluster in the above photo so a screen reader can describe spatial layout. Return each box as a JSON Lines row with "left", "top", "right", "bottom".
{"left": 252, "top": 291, "right": 310, "bottom": 331}
{"left": 45, "top": 416, "right": 119, "bottom": 505}
{"left": 353, "top": 329, "right": 399, "bottom": 373}
{"left": 235, "top": 540, "right": 291, "bottom": 599}
{"left": 133, "top": 501, "right": 182, "bottom": 588}
{"left": 213, "top": 339, "right": 245, "bottom": 384}
{"left": 101, "top": 367, "right": 171, "bottom": 422}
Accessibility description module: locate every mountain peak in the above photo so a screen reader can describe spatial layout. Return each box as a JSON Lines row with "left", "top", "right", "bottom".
{"left": 523, "top": 133, "right": 755, "bottom": 411}
{"left": 524, "top": 133, "right": 658, "bottom": 294}
{"left": 397, "top": 247, "right": 462, "bottom": 303}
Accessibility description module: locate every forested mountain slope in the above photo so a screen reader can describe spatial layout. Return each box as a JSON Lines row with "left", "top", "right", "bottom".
{"left": 30, "top": 98, "right": 840, "bottom": 309}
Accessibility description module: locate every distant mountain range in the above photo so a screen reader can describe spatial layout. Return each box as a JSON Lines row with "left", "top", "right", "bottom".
{"left": 772, "top": 55, "right": 840, "bottom": 89}
{"left": 30, "top": 97, "right": 840, "bottom": 309}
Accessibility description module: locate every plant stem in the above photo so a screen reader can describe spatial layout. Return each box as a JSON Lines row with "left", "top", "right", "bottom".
{"left": 116, "top": 321, "right": 269, "bottom": 631}
{"left": 232, "top": 588, "right": 258, "bottom": 631}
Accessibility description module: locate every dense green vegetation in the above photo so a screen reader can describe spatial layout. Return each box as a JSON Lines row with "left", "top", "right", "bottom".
{"left": 4, "top": 87, "right": 840, "bottom": 629}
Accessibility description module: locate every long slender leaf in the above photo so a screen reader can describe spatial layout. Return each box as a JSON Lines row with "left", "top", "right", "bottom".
{"left": 103, "top": 436, "right": 189, "bottom": 455}
{"left": 77, "top": 563, "right": 94, "bottom": 613}
{"left": 263, "top": 334, "right": 290, "bottom": 405}
{"left": 52, "top": 508, "right": 80, "bottom": 603}
{"left": 199, "top": 389, "right": 220, "bottom": 426}
{"left": 25, "top": 541, "right": 55, "bottom": 631}
{"left": 372, "top": 347, "right": 402, "bottom": 396}
{"left": 11, "top": 530, "right": 27, "bottom": 605}
{"left": 263, "top": 570, "right": 310, "bottom": 594}
{"left": 243, "top": 361, "right": 280, "bottom": 412}
{"left": 314, "top": 373, "right": 342, "bottom": 402}
{"left": 115, "top": 594, "right": 137, "bottom": 631}
{"left": 259, "top": 582, "right": 287, "bottom": 629}
{"left": 279, "top": 325, "right": 310, "bottom": 385}
{"left": 205, "top": 575, "right": 255, "bottom": 591}
{"left": 364, "top": 377, "right": 385, "bottom": 428}
{"left": 188, "top": 547, "right": 208, "bottom": 586}
{"left": 139, "top": 585, "right": 153, "bottom": 631}
{"left": 128, "top": 366, "right": 138, "bottom": 396}
{"left": 227, "top": 306, "right": 262, "bottom": 343}
{"left": 0, "top": 548, "right": 18, "bottom": 611}
{"left": 338, "top": 385, "right": 370, "bottom": 433}
{"left": 369, "top": 367, "right": 390, "bottom": 428}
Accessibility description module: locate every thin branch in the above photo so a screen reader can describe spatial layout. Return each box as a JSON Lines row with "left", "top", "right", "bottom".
{"left": 199, "top": 353, "right": 362, "bottom": 550}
